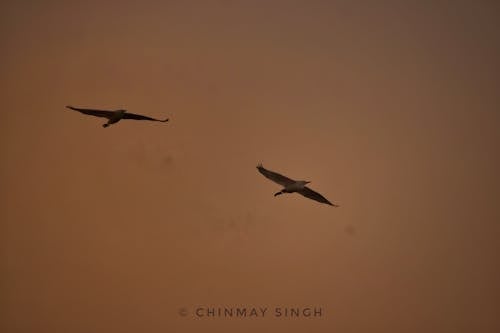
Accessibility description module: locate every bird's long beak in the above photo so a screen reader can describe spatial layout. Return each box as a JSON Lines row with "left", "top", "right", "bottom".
{"left": 306, "top": 181, "right": 311, "bottom": 184}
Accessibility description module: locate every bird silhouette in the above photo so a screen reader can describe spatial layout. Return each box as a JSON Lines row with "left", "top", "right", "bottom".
{"left": 66, "top": 106, "right": 169, "bottom": 128}
{"left": 257, "top": 164, "right": 338, "bottom": 206}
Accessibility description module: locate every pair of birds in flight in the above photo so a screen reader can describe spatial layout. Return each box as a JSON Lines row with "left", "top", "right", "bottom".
{"left": 66, "top": 105, "right": 339, "bottom": 207}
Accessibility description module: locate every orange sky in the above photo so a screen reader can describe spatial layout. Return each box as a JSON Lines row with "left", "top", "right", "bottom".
{"left": 1, "top": 1, "right": 499, "bottom": 332}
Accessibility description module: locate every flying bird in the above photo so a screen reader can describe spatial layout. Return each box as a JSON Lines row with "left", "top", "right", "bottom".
{"left": 257, "top": 164, "right": 338, "bottom": 206}
{"left": 66, "top": 106, "right": 169, "bottom": 128}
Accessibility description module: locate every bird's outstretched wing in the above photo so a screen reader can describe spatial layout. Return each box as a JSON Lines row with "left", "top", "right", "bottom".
{"left": 256, "top": 164, "right": 296, "bottom": 186}
{"left": 298, "top": 187, "right": 338, "bottom": 206}
{"left": 123, "top": 113, "right": 169, "bottom": 122}
{"left": 66, "top": 106, "right": 114, "bottom": 118}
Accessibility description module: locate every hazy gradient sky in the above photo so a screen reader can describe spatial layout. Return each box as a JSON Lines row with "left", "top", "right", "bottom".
{"left": 1, "top": 1, "right": 499, "bottom": 332}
